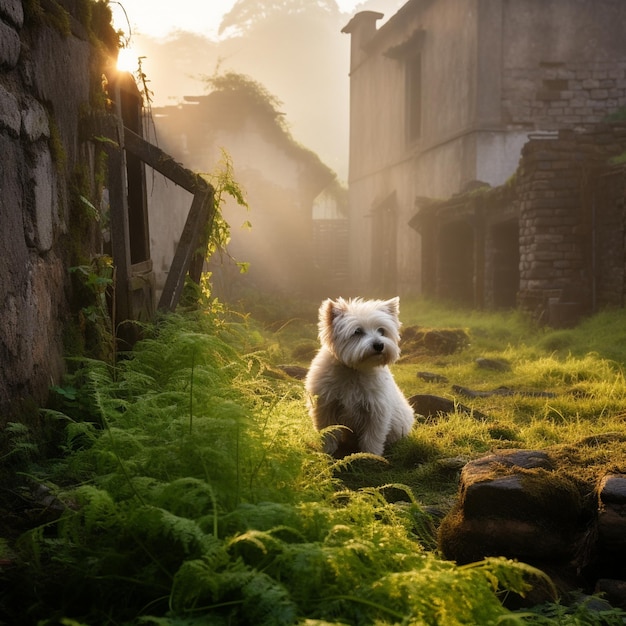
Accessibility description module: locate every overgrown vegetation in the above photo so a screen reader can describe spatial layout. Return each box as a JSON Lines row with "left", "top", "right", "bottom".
{"left": 4, "top": 296, "right": 626, "bottom": 624}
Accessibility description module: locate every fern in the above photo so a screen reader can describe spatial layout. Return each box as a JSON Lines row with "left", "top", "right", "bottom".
{"left": 8, "top": 307, "right": 560, "bottom": 624}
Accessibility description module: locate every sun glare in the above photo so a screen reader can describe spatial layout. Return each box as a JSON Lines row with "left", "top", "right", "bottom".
{"left": 117, "top": 47, "right": 137, "bottom": 73}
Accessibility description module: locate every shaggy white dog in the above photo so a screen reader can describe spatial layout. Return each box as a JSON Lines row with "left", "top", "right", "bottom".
{"left": 305, "top": 297, "right": 415, "bottom": 457}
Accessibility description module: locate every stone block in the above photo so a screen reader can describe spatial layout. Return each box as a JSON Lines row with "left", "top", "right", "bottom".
{"left": 25, "top": 148, "right": 58, "bottom": 253}
{"left": 0, "top": 0, "right": 22, "bottom": 28}
{"left": 21, "top": 97, "right": 50, "bottom": 142}
{"left": 0, "top": 82, "right": 20, "bottom": 135}
{"left": 0, "top": 19, "right": 20, "bottom": 68}
{"left": 583, "top": 78, "right": 601, "bottom": 89}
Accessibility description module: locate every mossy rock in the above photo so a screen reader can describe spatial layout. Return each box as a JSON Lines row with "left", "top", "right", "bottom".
{"left": 401, "top": 326, "right": 469, "bottom": 358}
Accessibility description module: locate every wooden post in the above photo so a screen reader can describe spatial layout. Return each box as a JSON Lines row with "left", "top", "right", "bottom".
{"left": 104, "top": 117, "right": 133, "bottom": 327}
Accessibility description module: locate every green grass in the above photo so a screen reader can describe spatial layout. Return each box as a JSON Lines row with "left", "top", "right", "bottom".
{"left": 3, "top": 297, "right": 626, "bottom": 624}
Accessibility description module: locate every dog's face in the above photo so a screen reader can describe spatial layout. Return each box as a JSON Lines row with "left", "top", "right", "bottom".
{"left": 318, "top": 297, "right": 402, "bottom": 369}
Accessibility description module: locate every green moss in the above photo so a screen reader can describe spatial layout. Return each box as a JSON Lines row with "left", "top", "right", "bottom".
{"left": 47, "top": 117, "right": 66, "bottom": 169}
{"left": 608, "top": 151, "right": 626, "bottom": 165}
{"left": 22, "top": 0, "right": 43, "bottom": 23}
{"left": 41, "top": 0, "right": 71, "bottom": 37}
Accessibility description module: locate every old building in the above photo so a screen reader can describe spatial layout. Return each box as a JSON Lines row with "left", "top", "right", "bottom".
{"left": 342, "top": 0, "right": 626, "bottom": 298}
{"left": 413, "top": 125, "right": 626, "bottom": 324}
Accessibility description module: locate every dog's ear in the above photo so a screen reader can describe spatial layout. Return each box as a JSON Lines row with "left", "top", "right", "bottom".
{"left": 382, "top": 297, "right": 400, "bottom": 318}
{"left": 320, "top": 298, "right": 346, "bottom": 327}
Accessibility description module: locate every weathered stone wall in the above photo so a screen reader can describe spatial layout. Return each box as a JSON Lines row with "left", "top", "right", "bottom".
{"left": 0, "top": 0, "right": 115, "bottom": 419}
{"left": 504, "top": 62, "right": 626, "bottom": 129}
{"left": 415, "top": 123, "right": 626, "bottom": 323}
{"left": 517, "top": 125, "right": 626, "bottom": 321}
{"left": 502, "top": 1, "right": 626, "bottom": 129}
{"left": 593, "top": 166, "right": 626, "bottom": 309}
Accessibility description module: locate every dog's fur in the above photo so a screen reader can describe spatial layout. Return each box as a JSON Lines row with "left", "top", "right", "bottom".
{"left": 305, "top": 297, "right": 415, "bottom": 457}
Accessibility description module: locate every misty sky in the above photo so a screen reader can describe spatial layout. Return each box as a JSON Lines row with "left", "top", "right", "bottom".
{"left": 111, "top": 0, "right": 404, "bottom": 182}
{"left": 113, "top": 0, "right": 367, "bottom": 39}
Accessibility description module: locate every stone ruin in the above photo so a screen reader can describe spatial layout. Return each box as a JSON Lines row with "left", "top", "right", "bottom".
{"left": 414, "top": 123, "right": 626, "bottom": 326}
{"left": 438, "top": 448, "right": 626, "bottom": 609}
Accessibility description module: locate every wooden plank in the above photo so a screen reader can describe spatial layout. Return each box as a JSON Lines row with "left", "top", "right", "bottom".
{"left": 122, "top": 127, "right": 209, "bottom": 195}
{"left": 157, "top": 187, "right": 215, "bottom": 312}
{"left": 188, "top": 201, "right": 218, "bottom": 284}
{"left": 104, "top": 124, "right": 132, "bottom": 326}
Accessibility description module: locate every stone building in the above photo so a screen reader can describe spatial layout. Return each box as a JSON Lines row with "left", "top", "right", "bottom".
{"left": 342, "top": 0, "right": 626, "bottom": 297}
{"left": 413, "top": 124, "right": 626, "bottom": 324}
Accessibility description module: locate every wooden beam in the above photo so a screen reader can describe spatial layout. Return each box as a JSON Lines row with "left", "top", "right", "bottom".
{"left": 103, "top": 119, "right": 132, "bottom": 326}
{"left": 122, "top": 127, "right": 210, "bottom": 195}
{"left": 157, "top": 187, "right": 215, "bottom": 312}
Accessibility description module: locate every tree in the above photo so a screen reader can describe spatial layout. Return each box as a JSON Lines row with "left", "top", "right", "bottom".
{"left": 219, "top": 0, "right": 340, "bottom": 36}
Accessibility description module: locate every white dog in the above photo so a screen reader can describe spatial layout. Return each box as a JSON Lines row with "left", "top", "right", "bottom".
{"left": 305, "top": 297, "right": 415, "bottom": 457}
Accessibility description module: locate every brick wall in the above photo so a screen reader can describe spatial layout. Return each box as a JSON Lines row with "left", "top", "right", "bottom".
{"left": 504, "top": 61, "right": 626, "bottom": 128}
{"left": 415, "top": 124, "right": 626, "bottom": 325}
{"left": 518, "top": 125, "right": 626, "bottom": 321}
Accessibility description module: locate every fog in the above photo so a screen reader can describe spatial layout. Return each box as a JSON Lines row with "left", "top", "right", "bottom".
{"left": 113, "top": 0, "right": 404, "bottom": 302}
{"left": 115, "top": 0, "right": 404, "bottom": 182}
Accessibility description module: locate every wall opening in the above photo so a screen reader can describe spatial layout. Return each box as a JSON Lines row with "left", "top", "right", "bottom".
{"left": 438, "top": 220, "right": 474, "bottom": 305}
{"left": 371, "top": 192, "right": 398, "bottom": 295}
{"left": 405, "top": 53, "right": 422, "bottom": 143}
{"left": 491, "top": 219, "right": 520, "bottom": 308}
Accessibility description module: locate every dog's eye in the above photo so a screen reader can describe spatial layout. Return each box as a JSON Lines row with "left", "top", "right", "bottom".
{"left": 378, "top": 328, "right": 385, "bottom": 336}
{"left": 353, "top": 328, "right": 363, "bottom": 336}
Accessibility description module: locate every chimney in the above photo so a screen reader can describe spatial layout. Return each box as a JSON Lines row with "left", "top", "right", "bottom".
{"left": 342, "top": 11, "right": 384, "bottom": 72}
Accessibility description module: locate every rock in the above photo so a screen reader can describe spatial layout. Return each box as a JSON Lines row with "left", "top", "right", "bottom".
{"left": 0, "top": 0, "right": 24, "bottom": 28}
{"left": 597, "top": 474, "right": 626, "bottom": 552}
{"left": 463, "top": 449, "right": 554, "bottom": 474}
{"left": 0, "top": 20, "right": 20, "bottom": 68}
{"left": 595, "top": 579, "right": 626, "bottom": 610}
{"left": 401, "top": 326, "right": 469, "bottom": 356}
{"left": 21, "top": 97, "right": 50, "bottom": 142}
{"left": 407, "top": 393, "right": 488, "bottom": 420}
{"left": 417, "top": 371, "right": 448, "bottom": 383}
{"left": 439, "top": 449, "right": 585, "bottom": 566}
{"left": 475, "top": 357, "right": 511, "bottom": 371}
{"left": 277, "top": 364, "right": 308, "bottom": 380}
{"left": 452, "top": 384, "right": 556, "bottom": 398}
{"left": 0, "top": 83, "right": 20, "bottom": 135}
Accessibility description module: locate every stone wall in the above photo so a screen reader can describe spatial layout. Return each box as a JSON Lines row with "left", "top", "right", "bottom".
{"left": 518, "top": 125, "right": 626, "bottom": 322}
{"left": 0, "top": 0, "right": 116, "bottom": 420}
{"left": 504, "top": 62, "right": 626, "bottom": 129}
{"left": 414, "top": 123, "right": 626, "bottom": 323}
{"left": 502, "top": 1, "right": 626, "bottom": 129}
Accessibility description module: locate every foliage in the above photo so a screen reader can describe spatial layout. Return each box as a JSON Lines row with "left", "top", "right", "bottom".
{"left": 203, "top": 70, "right": 290, "bottom": 134}
{"left": 7, "top": 297, "right": 626, "bottom": 623}
{"left": 67, "top": 255, "right": 115, "bottom": 361}
{"left": 219, "top": 0, "right": 340, "bottom": 36}
{"left": 202, "top": 149, "right": 249, "bottom": 267}
{"left": 2, "top": 306, "right": 551, "bottom": 625}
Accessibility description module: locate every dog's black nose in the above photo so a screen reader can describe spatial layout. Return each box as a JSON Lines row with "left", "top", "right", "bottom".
{"left": 373, "top": 341, "right": 384, "bottom": 352}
